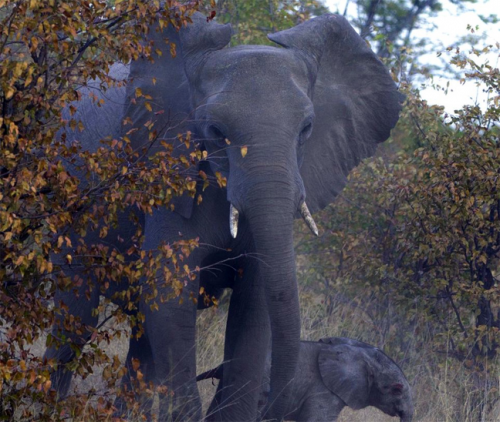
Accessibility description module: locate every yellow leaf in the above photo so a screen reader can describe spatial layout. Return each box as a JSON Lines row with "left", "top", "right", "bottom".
{"left": 241, "top": 146, "right": 248, "bottom": 158}
{"left": 57, "top": 236, "right": 64, "bottom": 248}
{"left": 103, "top": 367, "right": 112, "bottom": 380}
{"left": 24, "top": 75, "right": 33, "bottom": 87}
{"left": 144, "top": 102, "right": 152, "bottom": 112}
{"left": 4, "top": 87, "right": 15, "bottom": 100}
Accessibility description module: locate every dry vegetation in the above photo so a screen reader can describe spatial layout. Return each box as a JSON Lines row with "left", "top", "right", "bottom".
{"left": 196, "top": 281, "right": 500, "bottom": 422}
{"left": 15, "top": 262, "right": 500, "bottom": 421}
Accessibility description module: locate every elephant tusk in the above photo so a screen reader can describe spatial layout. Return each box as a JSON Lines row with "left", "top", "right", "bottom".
{"left": 300, "top": 202, "right": 319, "bottom": 236}
{"left": 230, "top": 204, "right": 239, "bottom": 238}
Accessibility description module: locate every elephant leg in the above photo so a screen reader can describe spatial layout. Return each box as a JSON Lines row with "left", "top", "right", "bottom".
{"left": 208, "top": 265, "right": 270, "bottom": 421}
{"left": 142, "top": 271, "right": 201, "bottom": 421}
{"left": 44, "top": 278, "right": 100, "bottom": 398}
{"left": 114, "top": 326, "right": 156, "bottom": 419}
{"left": 295, "top": 394, "right": 342, "bottom": 422}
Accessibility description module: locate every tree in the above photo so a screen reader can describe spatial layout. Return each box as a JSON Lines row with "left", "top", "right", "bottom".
{"left": 296, "top": 41, "right": 500, "bottom": 418}
{"left": 0, "top": 1, "right": 204, "bottom": 419}
{"left": 205, "top": 0, "right": 329, "bottom": 44}
{"left": 330, "top": 0, "right": 478, "bottom": 53}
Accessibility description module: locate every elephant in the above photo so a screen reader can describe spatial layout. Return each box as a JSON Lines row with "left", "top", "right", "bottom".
{"left": 44, "top": 11, "right": 404, "bottom": 422}
{"left": 197, "top": 337, "right": 414, "bottom": 422}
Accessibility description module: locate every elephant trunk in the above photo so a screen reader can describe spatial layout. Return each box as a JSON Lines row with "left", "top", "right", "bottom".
{"left": 400, "top": 406, "right": 414, "bottom": 422}
{"left": 243, "top": 175, "right": 301, "bottom": 420}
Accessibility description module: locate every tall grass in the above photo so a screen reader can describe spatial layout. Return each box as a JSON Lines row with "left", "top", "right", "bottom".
{"left": 196, "top": 287, "right": 500, "bottom": 422}
{"left": 13, "top": 288, "right": 499, "bottom": 421}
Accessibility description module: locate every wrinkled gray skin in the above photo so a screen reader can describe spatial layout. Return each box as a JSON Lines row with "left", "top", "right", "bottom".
{"left": 44, "top": 12, "right": 403, "bottom": 422}
{"left": 198, "top": 337, "right": 414, "bottom": 422}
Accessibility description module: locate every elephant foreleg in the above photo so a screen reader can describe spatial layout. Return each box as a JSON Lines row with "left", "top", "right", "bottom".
{"left": 294, "top": 394, "right": 342, "bottom": 422}
{"left": 44, "top": 276, "right": 100, "bottom": 398}
{"left": 207, "top": 264, "right": 270, "bottom": 421}
{"left": 114, "top": 326, "right": 156, "bottom": 419}
{"left": 142, "top": 273, "right": 201, "bottom": 421}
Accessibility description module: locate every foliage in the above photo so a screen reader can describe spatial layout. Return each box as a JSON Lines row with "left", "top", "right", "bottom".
{"left": 344, "top": 0, "right": 478, "bottom": 51}
{"left": 207, "top": 0, "right": 329, "bottom": 45}
{"left": 328, "top": 0, "right": 482, "bottom": 83}
{"left": 0, "top": 1, "right": 208, "bottom": 420}
{"left": 296, "top": 41, "right": 500, "bottom": 416}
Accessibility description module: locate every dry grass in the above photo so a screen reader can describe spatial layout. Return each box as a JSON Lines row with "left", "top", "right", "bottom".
{"left": 18, "top": 288, "right": 500, "bottom": 421}
{"left": 195, "top": 287, "right": 500, "bottom": 422}
{"left": 196, "top": 304, "right": 227, "bottom": 416}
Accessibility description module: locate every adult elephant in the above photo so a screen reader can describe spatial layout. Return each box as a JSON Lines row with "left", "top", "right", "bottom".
{"left": 45, "top": 12, "right": 403, "bottom": 422}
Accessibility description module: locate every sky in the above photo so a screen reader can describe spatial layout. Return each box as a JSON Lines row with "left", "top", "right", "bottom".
{"left": 323, "top": 0, "right": 500, "bottom": 113}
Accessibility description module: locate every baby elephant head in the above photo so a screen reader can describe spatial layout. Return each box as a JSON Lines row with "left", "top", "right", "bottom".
{"left": 318, "top": 337, "right": 414, "bottom": 422}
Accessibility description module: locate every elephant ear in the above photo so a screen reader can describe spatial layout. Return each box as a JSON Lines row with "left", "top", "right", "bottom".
{"left": 268, "top": 14, "right": 404, "bottom": 214}
{"left": 180, "top": 12, "right": 232, "bottom": 81}
{"left": 122, "top": 21, "right": 197, "bottom": 218}
{"left": 318, "top": 344, "right": 376, "bottom": 410}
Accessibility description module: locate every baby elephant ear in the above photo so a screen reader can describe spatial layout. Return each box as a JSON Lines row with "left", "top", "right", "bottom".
{"left": 318, "top": 344, "right": 375, "bottom": 410}
{"left": 269, "top": 15, "right": 404, "bottom": 214}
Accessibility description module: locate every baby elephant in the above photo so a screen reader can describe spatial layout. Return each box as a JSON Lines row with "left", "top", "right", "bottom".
{"left": 197, "top": 337, "right": 414, "bottom": 422}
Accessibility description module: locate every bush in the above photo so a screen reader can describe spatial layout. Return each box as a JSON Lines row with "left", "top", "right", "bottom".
{"left": 296, "top": 43, "right": 500, "bottom": 418}
{"left": 0, "top": 1, "right": 203, "bottom": 419}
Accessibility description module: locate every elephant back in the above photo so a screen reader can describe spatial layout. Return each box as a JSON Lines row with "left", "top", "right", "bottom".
{"left": 319, "top": 336, "right": 377, "bottom": 350}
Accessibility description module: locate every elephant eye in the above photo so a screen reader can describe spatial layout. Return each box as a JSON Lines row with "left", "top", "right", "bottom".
{"left": 299, "top": 122, "right": 313, "bottom": 146}
{"left": 208, "top": 125, "right": 228, "bottom": 148}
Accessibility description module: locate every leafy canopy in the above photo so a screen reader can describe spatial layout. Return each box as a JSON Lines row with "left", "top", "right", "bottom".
{"left": 0, "top": 1, "right": 212, "bottom": 419}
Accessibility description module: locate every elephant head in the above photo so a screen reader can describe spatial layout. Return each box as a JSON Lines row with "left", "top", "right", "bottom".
{"left": 125, "top": 12, "right": 403, "bottom": 419}
{"left": 318, "top": 337, "right": 414, "bottom": 422}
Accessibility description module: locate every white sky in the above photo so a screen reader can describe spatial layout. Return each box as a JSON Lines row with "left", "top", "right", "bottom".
{"left": 323, "top": 0, "right": 500, "bottom": 112}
